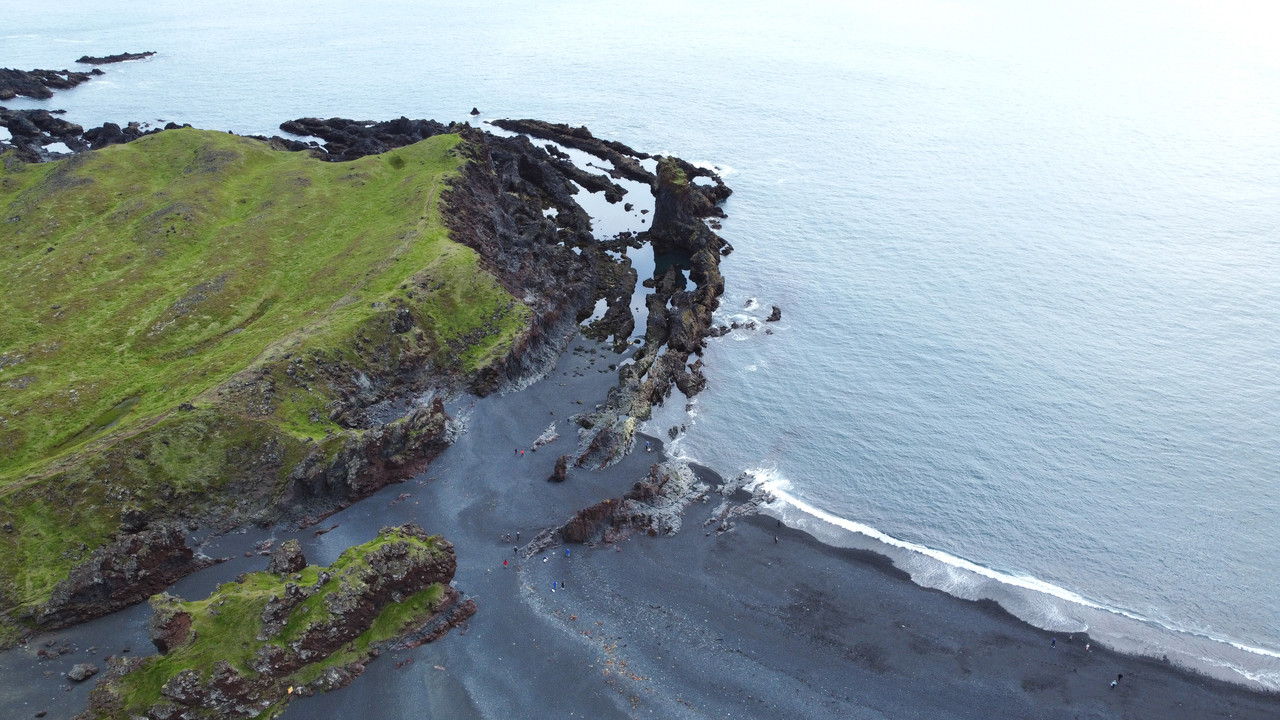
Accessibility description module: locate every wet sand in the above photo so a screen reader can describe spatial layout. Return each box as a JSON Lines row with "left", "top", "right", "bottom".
{"left": 4, "top": 335, "right": 1279, "bottom": 719}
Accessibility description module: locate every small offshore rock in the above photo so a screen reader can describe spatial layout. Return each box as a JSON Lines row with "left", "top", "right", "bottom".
{"left": 76, "top": 51, "right": 156, "bottom": 65}
{"left": 469, "top": 107, "right": 480, "bottom": 116}
{"left": 766, "top": 305, "right": 782, "bottom": 322}
{"left": 266, "top": 539, "right": 307, "bottom": 575}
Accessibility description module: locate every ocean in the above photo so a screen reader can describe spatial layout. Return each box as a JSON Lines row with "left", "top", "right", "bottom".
{"left": 5, "top": 0, "right": 1278, "bottom": 690}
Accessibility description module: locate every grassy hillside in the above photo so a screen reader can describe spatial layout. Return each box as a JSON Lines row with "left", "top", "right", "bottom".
{"left": 0, "top": 129, "right": 527, "bottom": 633}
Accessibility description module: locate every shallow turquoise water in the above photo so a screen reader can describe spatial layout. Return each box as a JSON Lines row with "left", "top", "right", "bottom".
{"left": 5, "top": 0, "right": 1278, "bottom": 688}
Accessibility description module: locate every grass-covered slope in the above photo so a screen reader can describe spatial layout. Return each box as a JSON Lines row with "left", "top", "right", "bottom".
{"left": 0, "top": 129, "right": 527, "bottom": 637}
{"left": 82, "top": 525, "right": 470, "bottom": 720}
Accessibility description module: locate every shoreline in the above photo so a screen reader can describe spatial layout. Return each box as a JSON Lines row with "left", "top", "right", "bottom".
{"left": 752, "top": 481, "right": 1280, "bottom": 695}
{"left": 3, "top": 335, "right": 1278, "bottom": 718}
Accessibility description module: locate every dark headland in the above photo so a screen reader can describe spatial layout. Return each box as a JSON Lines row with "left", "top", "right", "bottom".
{"left": 0, "top": 107, "right": 1277, "bottom": 719}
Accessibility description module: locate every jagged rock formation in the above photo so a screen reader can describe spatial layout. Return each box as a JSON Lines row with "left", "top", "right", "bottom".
{"left": 76, "top": 52, "right": 156, "bottom": 65}
{"left": 81, "top": 525, "right": 474, "bottom": 720}
{"left": 0, "top": 67, "right": 100, "bottom": 100}
{"left": 0, "top": 108, "right": 182, "bottom": 162}
{"left": 489, "top": 118, "right": 655, "bottom": 184}
{"left": 572, "top": 157, "right": 734, "bottom": 468}
{"left": 529, "top": 461, "right": 707, "bottom": 551}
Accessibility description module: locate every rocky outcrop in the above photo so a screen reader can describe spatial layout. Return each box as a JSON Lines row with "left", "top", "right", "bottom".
{"left": 76, "top": 52, "right": 156, "bottom": 65}
{"left": 147, "top": 595, "right": 192, "bottom": 654}
{"left": 277, "top": 116, "right": 458, "bottom": 162}
{"left": 0, "top": 67, "right": 100, "bottom": 101}
{"left": 766, "top": 305, "right": 782, "bottom": 322}
{"left": 0, "top": 108, "right": 180, "bottom": 162}
{"left": 548, "top": 454, "right": 569, "bottom": 483}
{"left": 81, "top": 525, "right": 473, "bottom": 720}
{"left": 572, "top": 157, "right": 734, "bottom": 468}
{"left": 490, "top": 118, "right": 655, "bottom": 184}
{"left": 530, "top": 461, "right": 707, "bottom": 550}
{"left": 33, "top": 524, "right": 218, "bottom": 630}
{"left": 282, "top": 400, "right": 454, "bottom": 522}
{"left": 265, "top": 540, "right": 307, "bottom": 575}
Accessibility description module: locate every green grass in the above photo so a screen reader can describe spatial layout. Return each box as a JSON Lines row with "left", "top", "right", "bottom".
{"left": 106, "top": 527, "right": 450, "bottom": 719}
{"left": 0, "top": 129, "right": 530, "bottom": 628}
{"left": 0, "top": 128, "right": 519, "bottom": 479}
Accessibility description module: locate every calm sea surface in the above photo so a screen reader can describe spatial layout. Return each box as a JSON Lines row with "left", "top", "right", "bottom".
{"left": 5, "top": 0, "right": 1279, "bottom": 689}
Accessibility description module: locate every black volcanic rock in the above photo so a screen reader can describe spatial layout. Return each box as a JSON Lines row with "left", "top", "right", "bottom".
{"left": 491, "top": 118, "right": 655, "bottom": 184}
{"left": 76, "top": 51, "right": 156, "bottom": 65}
{"left": 0, "top": 67, "right": 98, "bottom": 101}
{"left": 278, "top": 116, "right": 457, "bottom": 162}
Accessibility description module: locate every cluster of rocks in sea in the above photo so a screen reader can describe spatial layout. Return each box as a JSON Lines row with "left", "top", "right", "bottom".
{"left": 0, "top": 54, "right": 163, "bottom": 161}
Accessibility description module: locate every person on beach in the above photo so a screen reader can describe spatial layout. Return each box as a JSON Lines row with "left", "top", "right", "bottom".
{"left": 646, "top": 440, "right": 652, "bottom": 452}
{"left": 1051, "top": 637, "right": 1056, "bottom": 648}
{"left": 565, "top": 549, "right": 570, "bottom": 557}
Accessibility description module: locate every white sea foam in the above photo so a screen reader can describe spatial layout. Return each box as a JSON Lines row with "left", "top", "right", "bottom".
{"left": 753, "top": 476, "right": 1280, "bottom": 691}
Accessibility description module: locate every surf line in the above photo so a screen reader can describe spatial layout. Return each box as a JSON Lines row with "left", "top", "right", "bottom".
{"left": 761, "top": 482, "right": 1280, "bottom": 665}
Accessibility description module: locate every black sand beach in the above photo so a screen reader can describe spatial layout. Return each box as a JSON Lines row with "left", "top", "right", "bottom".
{"left": 3, "top": 336, "right": 1278, "bottom": 719}
{"left": 276, "top": 338, "right": 1280, "bottom": 719}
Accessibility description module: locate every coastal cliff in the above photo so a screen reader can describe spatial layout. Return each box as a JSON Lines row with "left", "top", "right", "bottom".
{"left": 0, "top": 117, "right": 735, "bottom": 649}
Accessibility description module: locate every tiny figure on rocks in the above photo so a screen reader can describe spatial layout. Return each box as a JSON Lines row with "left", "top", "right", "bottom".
{"left": 1051, "top": 637, "right": 1056, "bottom": 648}
{"left": 542, "top": 556, "right": 548, "bottom": 563}
{"left": 565, "top": 549, "right": 571, "bottom": 557}
{"left": 503, "top": 559, "right": 508, "bottom": 567}
{"left": 774, "top": 535, "right": 779, "bottom": 544}
{"left": 646, "top": 441, "right": 652, "bottom": 452}
{"left": 1086, "top": 643, "right": 1091, "bottom": 651}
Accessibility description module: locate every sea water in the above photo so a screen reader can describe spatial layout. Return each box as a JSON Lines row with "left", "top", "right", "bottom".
{"left": 4, "top": 0, "right": 1278, "bottom": 690}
